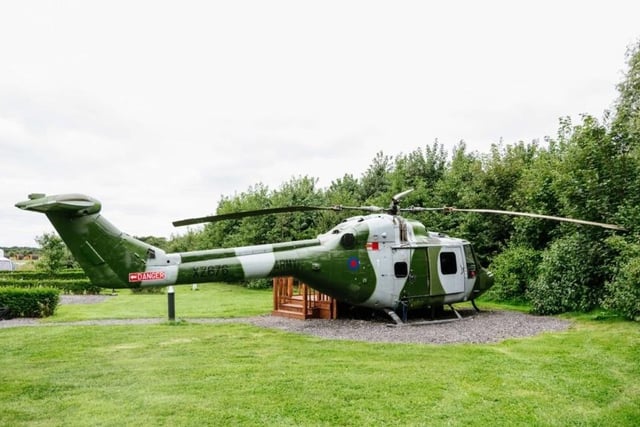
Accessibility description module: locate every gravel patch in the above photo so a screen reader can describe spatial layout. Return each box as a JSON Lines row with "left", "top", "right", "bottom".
{"left": 0, "top": 317, "right": 41, "bottom": 328}
{"left": 0, "top": 295, "right": 571, "bottom": 344}
{"left": 238, "top": 310, "right": 571, "bottom": 344}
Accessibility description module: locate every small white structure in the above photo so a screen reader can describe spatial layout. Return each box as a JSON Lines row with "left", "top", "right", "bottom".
{"left": 0, "top": 249, "right": 15, "bottom": 271}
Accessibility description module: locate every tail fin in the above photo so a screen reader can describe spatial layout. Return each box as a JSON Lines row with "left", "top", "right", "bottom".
{"left": 16, "top": 193, "right": 159, "bottom": 288}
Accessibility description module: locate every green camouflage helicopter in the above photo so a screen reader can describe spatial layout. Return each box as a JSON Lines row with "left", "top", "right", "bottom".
{"left": 16, "top": 191, "right": 623, "bottom": 322}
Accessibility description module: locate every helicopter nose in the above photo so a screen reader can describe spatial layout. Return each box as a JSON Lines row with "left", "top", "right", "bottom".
{"left": 474, "top": 268, "right": 494, "bottom": 296}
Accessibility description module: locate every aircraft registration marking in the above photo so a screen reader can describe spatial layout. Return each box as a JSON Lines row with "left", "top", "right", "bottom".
{"left": 192, "top": 265, "right": 229, "bottom": 279}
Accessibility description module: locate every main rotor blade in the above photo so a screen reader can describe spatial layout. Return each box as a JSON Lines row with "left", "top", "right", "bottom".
{"left": 406, "top": 206, "right": 625, "bottom": 231}
{"left": 173, "top": 203, "right": 395, "bottom": 227}
{"left": 339, "top": 205, "right": 386, "bottom": 213}
{"left": 173, "top": 206, "right": 341, "bottom": 227}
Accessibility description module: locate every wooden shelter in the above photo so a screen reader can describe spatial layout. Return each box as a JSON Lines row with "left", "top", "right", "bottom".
{"left": 272, "top": 277, "right": 337, "bottom": 320}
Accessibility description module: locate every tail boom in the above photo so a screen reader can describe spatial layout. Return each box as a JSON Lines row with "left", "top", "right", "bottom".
{"left": 16, "top": 193, "right": 322, "bottom": 290}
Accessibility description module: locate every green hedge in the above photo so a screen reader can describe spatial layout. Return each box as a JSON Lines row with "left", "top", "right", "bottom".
{"left": 0, "top": 280, "right": 101, "bottom": 295}
{"left": 0, "top": 278, "right": 100, "bottom": 295}
{"left": 0, "top": 269, "right": 87, "bottom": 280}
{"left": 0, "top": 269, "right": 102, "bottom": 294}
{"left": 0, "top": 287, "right": 60, "bottom": 319}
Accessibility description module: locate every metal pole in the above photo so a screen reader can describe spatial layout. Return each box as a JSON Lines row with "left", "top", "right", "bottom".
{"left": 167, "top": 286, "right": 175, "bottom": 321}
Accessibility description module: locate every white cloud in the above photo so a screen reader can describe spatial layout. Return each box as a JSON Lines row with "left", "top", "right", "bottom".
{"left": 1, "top": 0, "right": 639, "bottom": 247}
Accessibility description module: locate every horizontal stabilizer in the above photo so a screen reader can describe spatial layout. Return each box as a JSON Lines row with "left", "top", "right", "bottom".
{"left": 15, "top": 193, "right": 102, "bottom": 216}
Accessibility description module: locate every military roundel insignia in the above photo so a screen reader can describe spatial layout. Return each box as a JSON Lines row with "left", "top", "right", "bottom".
{"left": 347, "top": 256, "right": 360, "bottom": 271}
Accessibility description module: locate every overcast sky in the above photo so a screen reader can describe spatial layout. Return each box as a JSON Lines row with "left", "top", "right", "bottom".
{"left": 1, "top": 0, "right": 639, "bottom": 248}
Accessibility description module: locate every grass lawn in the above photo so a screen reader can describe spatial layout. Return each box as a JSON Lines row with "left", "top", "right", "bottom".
{"left": 1, "top": 283, "right": 639, "bottom": 426}
{"left": 47, "top": 283, "right": 274, "bottom": 321}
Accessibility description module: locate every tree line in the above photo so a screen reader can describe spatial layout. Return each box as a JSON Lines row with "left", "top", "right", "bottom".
{"left": 41, "top": 41, "right": 640, "bottom": 320}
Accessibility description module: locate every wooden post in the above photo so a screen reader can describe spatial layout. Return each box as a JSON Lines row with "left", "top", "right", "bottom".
{"left": 287, "top": 276, "right": 293, "bottom": 297}
{"left": 272, "top": 277, "right": 278, "bottom": 312}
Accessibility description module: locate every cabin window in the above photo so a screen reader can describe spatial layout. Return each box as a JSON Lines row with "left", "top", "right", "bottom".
{"left": 394, "top": 262, "right": 408, "bottom": 278}
{"left": 440, "top": 252, "right": 457, "bottom": 275}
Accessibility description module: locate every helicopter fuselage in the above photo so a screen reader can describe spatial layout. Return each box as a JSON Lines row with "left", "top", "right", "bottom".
{"left": 16, "top": 193, "right": 494, "bottom": 313}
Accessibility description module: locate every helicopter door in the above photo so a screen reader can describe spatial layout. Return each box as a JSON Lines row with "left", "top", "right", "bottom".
{"left": 428, "top": 246, "right": 465, "bottom": 295}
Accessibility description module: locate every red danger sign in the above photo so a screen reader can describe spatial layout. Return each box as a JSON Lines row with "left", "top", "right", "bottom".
{"left": 129, "top": 271, "right": 166, "bottom": 282}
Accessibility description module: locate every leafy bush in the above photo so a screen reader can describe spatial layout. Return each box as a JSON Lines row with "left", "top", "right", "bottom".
{"left": 0, "top": 287, "right": 60, "bottom": 318}
{"left": 528, "top": 233, "right": 611, "bottom": 314}
{"left": 35, "top": 232, "right": 78, "bottom": 272}
{"left": 485, "top": 246, "right": 541, "bottom": 302}
{"left": 604, "top": 256, "right": 640, "bottom": 320}
{"left": 244, "top": 278, "right": 273, "bottom": 289}
{"left": 603, "top": 237, "right": 640, "bottom": 321}
{"left": 130, "top": 286, "right": 165, "bottom": 294}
